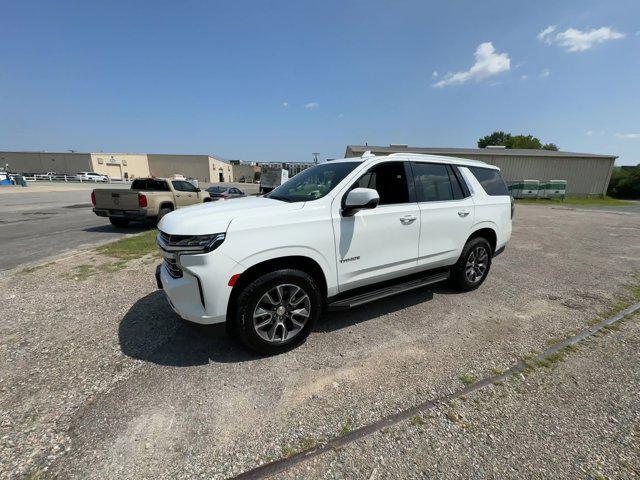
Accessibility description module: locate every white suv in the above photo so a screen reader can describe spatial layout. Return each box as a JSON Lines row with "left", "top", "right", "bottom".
{"left": 156, "top": 152, "right": 513, "bottom": 354}
{"left": 76, "top": 172, "right": 109, "bottom": 182}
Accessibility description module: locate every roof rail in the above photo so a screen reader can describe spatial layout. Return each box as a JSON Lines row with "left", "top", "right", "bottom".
{"left": 361, "top": 150, "right": 375, "bottom": 158}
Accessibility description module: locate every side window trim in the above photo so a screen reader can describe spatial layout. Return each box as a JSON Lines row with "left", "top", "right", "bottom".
{"left": 449, "top": 165, "right": 471, "bottom": 198}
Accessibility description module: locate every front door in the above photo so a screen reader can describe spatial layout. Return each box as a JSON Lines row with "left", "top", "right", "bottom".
{"left": 332, "top": 161, "right": 420, "bottom": 292}
{"left": 171, "top": 180, "right": 200, "bottom": 207}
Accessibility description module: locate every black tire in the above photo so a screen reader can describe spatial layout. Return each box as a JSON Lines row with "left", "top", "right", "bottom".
{"left": 450, "top": 237, "right": 492, "bottom": 291}
{"left": 231, "top": 269, "right": 322, "bottom": 355}
{"left": 157, "top": 207, "right": 172, "bottom": 223}
{"left": 109, "top": 217, "right": 130, "bottom": 228}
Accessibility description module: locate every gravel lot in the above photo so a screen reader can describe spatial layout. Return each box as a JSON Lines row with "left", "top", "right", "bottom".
{"left": 1, "top": 205, "right": 639, "bottom": 479}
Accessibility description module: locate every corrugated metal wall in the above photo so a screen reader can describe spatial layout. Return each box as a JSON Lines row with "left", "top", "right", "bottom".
{"left": 437, "top": 153, "right": 615, "bottom": 196}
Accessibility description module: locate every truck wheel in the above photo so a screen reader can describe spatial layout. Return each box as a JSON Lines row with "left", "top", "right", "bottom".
{"left": 232, "top": 269, "right": 322, "bottom": 355}
{"left": 450, "top": 237, "right": 492, "bottom": 291}
{"left": 109, "top": 217, "right": 130, "bottom": 228}
{"left": 157, "top": 207, "right": 172, "bottom": 223}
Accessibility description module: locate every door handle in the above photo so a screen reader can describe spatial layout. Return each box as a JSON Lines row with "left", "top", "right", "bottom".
{"left": 458, "top": 210, "right": 470, "bottom": 217}
{"left": 399, "top": 215, "right": 417, "bottom": 225}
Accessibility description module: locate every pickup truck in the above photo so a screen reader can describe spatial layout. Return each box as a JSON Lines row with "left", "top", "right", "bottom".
{"left": 92, "top": 177, "right": 211, "bottom": 227}
{"left": 156, "top": 152, "right": 513, "bottom": 354}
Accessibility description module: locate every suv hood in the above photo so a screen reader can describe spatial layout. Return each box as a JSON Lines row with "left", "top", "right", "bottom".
{"left": 158, "top": 196, "right": 304, "bottom": 235}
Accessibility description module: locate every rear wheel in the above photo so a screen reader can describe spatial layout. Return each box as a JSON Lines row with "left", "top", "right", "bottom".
{"left": 109, "top": 217, "right": 130, "bottom": 228}
{"left": 451, "top": 237, "right": 492, "bottom": 291}
{"left": 231, "top": 269, "right": 321, "bottom": 354}
{"left": 157, "top": 207, "right": 172, "bottom": 223}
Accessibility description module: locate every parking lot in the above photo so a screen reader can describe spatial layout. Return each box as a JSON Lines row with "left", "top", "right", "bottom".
{"left": 0, "top": 182, "right": 259, "bottom": 273}
{"left": 1, "top": 204, "right": 639, "bottom": 479}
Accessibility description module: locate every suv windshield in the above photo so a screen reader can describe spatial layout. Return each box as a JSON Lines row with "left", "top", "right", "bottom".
{"left": 266, "top": 162, "right": 361, "bottom": 202}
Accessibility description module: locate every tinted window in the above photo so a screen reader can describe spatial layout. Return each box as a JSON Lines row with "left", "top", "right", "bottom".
{"left": 207, "top": 186, "right": 226, "bottom": 193}
{"left": 354, "top": 162, "right": 410, "bottom": 205}
{"left": 412, "top": 163, "right": 459, "bottom": 202}
{"left": 468, "top": 167, "right": 509, "bottom": 196}
{"left": 131, "top": 179, "right": 170, "bottom": 191}
{"left": 172, "top": 180, "right": 197, "bottom": 192}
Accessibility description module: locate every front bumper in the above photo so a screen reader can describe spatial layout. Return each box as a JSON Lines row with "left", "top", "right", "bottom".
{"left": 155, "top": 248, "right": 243, "bottom": 325}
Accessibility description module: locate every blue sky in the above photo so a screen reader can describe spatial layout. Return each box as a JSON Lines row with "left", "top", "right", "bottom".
{"left": 1, "top": 0, "right": 638, "bottom": 164}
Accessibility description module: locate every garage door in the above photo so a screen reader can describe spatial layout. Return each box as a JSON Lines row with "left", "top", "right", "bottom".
{"left": 102, "top": 164, "right": 122, "bottom": 180}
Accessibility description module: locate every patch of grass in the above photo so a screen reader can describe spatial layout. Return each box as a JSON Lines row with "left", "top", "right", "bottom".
{"left": 410, "top": 415, "right": 426, "bottom": 426}
{"left": 20, "top": 262, "right": 54, "bottom": 275}
{"left": 96, "top": 230, "right": 159, "bottom": 260}
{"left": 446, "top": 411, "right": 462, "bottom": 424}
{"left": 299, "top": 437, "right": 319, "bottom": 450}
{"left": 339, "top": 419, "right": 353, "bottom": 436}
{"left": 458, "top": 373, "right": 477, "bottom": 386}
{"left": 281, "top": 445, "right": 297, "bottom": 458}
{"left": 516, "top": 196, "right": 633, "bottom": 206}
{"left": 65, "top": 260, "right": 129, "bottom": 281}
{"left": 490, "top": 367, "right": 504, "bottom": 376}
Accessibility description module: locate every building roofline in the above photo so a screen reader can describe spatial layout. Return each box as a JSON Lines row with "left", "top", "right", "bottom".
{"left": 345, "top": 145, "right": 617, "bottom": 160}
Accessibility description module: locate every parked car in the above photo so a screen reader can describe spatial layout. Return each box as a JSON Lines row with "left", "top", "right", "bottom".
{"left": 77, "top": 172, "right": 109, "bottom": 182}
{"left": 205, "top": 185, "right": 246, "bottom": 200}
{"left": 156, "top": 152, "right": 513, "bottom": 354}
{"left": 92, "top": 177, "right": 212, "bottom": 227}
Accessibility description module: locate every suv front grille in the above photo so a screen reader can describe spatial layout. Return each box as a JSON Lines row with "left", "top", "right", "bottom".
{"left": 163, "top": 257, "right": 183, "bottom": 278}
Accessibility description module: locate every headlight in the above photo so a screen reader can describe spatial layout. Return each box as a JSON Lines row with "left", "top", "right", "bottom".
{"left": 157, "top": 232, "right": 225, "bottom": 253}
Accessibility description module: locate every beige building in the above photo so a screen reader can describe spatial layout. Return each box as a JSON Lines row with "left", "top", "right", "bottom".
{"left": 146, "top": 154, "right": 232, "bottom": 183}
{"left": 345, "top": 144, "right": 617, "bottom": 197}
{"left": 1, "top": 150, "right": 235, "bottom": 183}
{"left": 229, "top": 161, "right": 259, "bottom": 182}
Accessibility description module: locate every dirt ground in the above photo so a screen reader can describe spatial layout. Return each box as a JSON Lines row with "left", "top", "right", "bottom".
{"left": 1, "top": 205, "right": 639, "bottom": 479}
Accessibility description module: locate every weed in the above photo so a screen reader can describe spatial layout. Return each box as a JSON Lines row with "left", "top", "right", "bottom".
{"left": 459, "top": 373, "right": 477, "bottom": 386}
{"left": 299, "top": 437, "right": 318, "bottom": 450}
{"left": 339, "top": 419, "right": 353, "bottom": 436}
{"left": 410, "top": 415, "right": 425, "bottom": 426}
{"left": 281, "top": 445, "right": 296, "bottom": 458}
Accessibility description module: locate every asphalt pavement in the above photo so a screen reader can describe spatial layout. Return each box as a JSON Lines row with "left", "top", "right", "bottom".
{"left": 0, "top": 184, "right": 139, "bottom": 272}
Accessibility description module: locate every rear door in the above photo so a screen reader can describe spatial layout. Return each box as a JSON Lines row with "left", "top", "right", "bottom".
{"left": 332, "top": 161, "right": 420, "bottom": 291}
{"left": 411, "top": 162, "right": 475, "bottom": 267}
{"left": 171, "top": 180, "right": 199, "bottom": 207}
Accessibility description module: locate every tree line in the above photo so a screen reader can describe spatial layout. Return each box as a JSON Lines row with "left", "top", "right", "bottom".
{"left": 478, "top": 131, "right": 558, "bottom": 151}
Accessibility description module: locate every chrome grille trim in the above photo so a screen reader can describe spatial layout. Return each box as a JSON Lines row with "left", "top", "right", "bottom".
{"left": 163, "top": 257, "right": 183, "bottom": 279}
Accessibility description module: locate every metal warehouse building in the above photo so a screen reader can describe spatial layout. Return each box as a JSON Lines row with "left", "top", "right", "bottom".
{"left": 345, "top": 145, "right": 617, "bottom": 197}
{"left": 0, "top": 151, "right": 232, "bottom": 183}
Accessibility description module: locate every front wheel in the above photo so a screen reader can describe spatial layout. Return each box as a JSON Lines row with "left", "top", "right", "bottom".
{"left": 231, "top": 269, "right": 322, "bottom": 354}
{"left": 450, "top": 237, "right": 492, "bottom": 291}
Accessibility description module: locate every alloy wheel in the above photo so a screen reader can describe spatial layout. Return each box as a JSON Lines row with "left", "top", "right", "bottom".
{"left": 465, "top": 246, "right": 489, "bottom": 283}
{"left": 252, "top": 284, "right": 311, "bottom": 343}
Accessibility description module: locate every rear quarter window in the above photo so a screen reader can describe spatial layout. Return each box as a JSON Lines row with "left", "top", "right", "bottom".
{"left": 468, "top": 167, "right": 509, "bottom": 196}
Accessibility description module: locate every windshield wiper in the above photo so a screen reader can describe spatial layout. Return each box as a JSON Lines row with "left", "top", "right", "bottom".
{"left": 266, "top": 195, "right": 293, "bottom": 203}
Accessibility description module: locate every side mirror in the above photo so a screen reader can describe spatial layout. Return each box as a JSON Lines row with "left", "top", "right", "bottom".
{"left": 342, "top": 188, "right": 379, "bottom": 217}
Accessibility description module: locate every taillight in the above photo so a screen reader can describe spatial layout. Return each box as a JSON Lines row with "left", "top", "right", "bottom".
{"left": 138, "top": 194, "right": 148, "bottom": 208}
{"left": 91, "top": 191, "right": 95, "bottom": 206}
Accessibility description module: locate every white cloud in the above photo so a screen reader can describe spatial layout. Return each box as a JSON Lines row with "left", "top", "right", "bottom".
{"left": 433, "top": 42, "right": 511, "bottom": 88}
{"left": 282, "top": 101, "right": 289, "bottom": 108}
{"left": 432, "top": 71, "right": 438, "bottom": 78}
{"left": 586, "top": 130, "right": 594, "bottom": 136}
{"left": 337, "top": 113, "right": 344, "bottom": 118}
{"left": 537, "top": 25, "right": 557, "bottom": 44}
{"left": 615, "top": 132, "right": 640, "bottom": 139}
{"left": 539, "top": 26, "right": 626, "bottom": 52}
{"left": 303, "top": 102, "right": 319, "bottom": 109}
{"left": 540, "top": 68, "right": 551, "bottom": 78}
{"left": 520, "top": 74, "right": 529, "bottom": 80}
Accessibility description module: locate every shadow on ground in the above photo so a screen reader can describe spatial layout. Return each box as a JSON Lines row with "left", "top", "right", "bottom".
{"left": 84, "top": 224, "right": 150, "bottom": 234}
{"left": 120, "top": 285, "right": 454, "bottom": 367}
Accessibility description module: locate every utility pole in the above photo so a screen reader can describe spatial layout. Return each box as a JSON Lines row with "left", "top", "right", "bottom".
{"left": 312, "top": 152, "right": 320, "bottom": 164}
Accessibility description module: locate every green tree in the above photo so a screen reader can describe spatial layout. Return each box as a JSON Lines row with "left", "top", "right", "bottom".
{"left": 477, "top": 131, "right": 560, "bottom": 150}
{"left": 607, "top": 166, "right": 640, "bottom": 199}
{"left": 508, "top": 135, "right": 543, "bottom": 149}
{"left": 477, "top": 131, "right": 511, "bottom": 148}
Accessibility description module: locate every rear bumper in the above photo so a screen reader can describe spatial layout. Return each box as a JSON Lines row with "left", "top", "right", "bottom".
{"left": 93, "top": 208, "right": 148, "bottom": 220}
